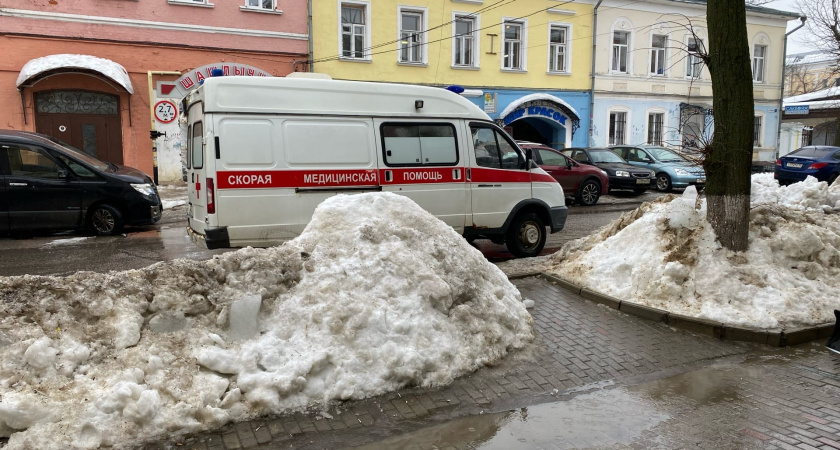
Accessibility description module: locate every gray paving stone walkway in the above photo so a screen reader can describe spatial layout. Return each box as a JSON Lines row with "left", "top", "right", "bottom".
{"left": 152, "top": 277, "right": 840, "bottom": 450}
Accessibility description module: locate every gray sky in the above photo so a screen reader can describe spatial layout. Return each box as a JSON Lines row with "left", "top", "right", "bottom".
{"left": 764, "top": 0, "right": 816, "bottom": 55}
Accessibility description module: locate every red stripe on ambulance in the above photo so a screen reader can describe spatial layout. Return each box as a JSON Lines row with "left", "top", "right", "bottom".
{"left": 216, "top": 169, "right": 378, "bottom": 189}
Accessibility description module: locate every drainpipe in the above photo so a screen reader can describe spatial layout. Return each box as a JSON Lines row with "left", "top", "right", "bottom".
{"left": 148, "top": 70, "right": 183, "bottom": 185}
{"left": 588, "top": 0, "right": 604, "bottom": 146}
{"left": 308, "top": 0, "right": 314, "bottom": 72}
{"left": 776, "top": 16, "right": 806, "bottom": 158}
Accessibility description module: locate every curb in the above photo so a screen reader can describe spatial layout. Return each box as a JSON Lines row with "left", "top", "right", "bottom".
{"left": 535, "top": 272, "right": 834, "bottom": 348}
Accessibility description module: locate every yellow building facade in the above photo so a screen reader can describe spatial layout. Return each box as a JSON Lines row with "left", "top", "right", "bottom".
{"left": 311, "top": 0, "right": 595, "bottom": 148}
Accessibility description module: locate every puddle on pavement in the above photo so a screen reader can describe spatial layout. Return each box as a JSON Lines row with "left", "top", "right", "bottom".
{"left": 353, "top": 388, "right": 670, "bottom": 450}
{"left": 629, "top": 364, "right": 759, "bottom": 405}
{"left": 352, "top": 359, "right": 797, "bottom": 450}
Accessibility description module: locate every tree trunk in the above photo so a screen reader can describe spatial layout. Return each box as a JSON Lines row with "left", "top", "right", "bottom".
{"left": 705, "top": 0, "right": 754, "bottom": 252}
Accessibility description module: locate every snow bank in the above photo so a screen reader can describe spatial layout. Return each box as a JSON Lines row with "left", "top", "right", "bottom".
{"left": 162, "top": 199, "right": 187, "bottom": 210}
{"left": 0, "top": 193, "right": 532, "bottom": 449}
{"left": 547, "top": 175, "right": 840, "bottom": 329}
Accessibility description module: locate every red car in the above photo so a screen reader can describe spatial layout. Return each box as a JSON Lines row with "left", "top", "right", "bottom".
{"left": 518, "top": 141, "right": 610, "bottom": 206}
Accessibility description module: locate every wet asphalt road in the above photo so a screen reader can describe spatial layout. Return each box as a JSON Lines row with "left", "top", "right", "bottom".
{"left": 0, "top": 187, "right": 664, "bottom": 277}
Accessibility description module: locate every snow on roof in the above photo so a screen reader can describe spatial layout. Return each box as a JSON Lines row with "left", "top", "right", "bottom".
{"left": 785, "top": 99, "right": 840, "bottom": 111}
{"left": 546, "top": 174, "right": 840, "bottom": 330}
{"left": 16, "top": 54, "right": 134, "bottom": 94}
{"left": 498, "top": 93, "right": 581, "bottom": 120}
{"left": 0, "top": 192, "right": 531, "bottom": 448}
{"left": 784, "top": 86, "right": 840, "bottom": 104}
{"left": 786, "top": 51, "right": 836, "bottom": 66}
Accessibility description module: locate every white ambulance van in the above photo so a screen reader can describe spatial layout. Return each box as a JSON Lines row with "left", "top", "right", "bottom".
{"left": 185, "top": 76, "right": 568, "bottom": 257}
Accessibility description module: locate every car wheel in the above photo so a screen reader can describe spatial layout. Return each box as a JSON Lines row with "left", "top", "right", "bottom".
{"left": 656, "top": 173, "right": 672, "bottom": 192}
{"left": 632, "top": 188, "right": 648, "bottom": 195}
{"left": 576, "top": 179, "right": 601, "bottom": 206}
{"left": 505, "top": 213, "right": 546, "bottom": 258}
{"left": 830, "top": 173, "right": 839, "bottom": 186}
{"left": 89, "top": 204, "right": 124, "bottom": 236}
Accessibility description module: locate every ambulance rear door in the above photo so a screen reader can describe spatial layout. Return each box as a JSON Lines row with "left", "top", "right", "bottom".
{"left": 186, "top": 102, "right": 210, "bottom": 235}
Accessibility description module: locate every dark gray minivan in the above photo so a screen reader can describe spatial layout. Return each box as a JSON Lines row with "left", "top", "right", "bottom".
{"left": 0, "top": 130, "right": 161, "bottom": 236}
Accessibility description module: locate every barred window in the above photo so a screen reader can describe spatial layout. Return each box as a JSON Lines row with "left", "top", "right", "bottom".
{"left": 609, "top": 112, "right": 627, "bottom": 145}
{"left": 648, "top": 113, "right": 664, "bottom": 145}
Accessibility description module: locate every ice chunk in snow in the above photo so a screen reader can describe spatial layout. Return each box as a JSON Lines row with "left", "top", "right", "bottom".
{"left": 667, "top": 186, "right": 701, "bottom": 229}
{"left": 24, "top": 337, "right": 57, "bottom": 370}
{"left": 523, "top": 299, "right": 535, "bottom": 308}
{"left": 149, "top": 311, "right": 187, "bottom": 333}
{"left": 228, "top": 295, "right": 261, "bottom": 340}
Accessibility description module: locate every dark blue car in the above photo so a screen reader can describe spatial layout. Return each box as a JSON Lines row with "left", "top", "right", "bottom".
{"left": 775, "top": 146, "right": 840, "bottom": 186}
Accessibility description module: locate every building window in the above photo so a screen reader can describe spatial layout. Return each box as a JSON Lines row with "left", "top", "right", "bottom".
{"left": 802, "top": 127, "right": 813, "bottom": 147}
{"left": 753, "top": 45, "right": 766, "bottom": 82}
{"left": 686, "top": 37, "right": 704, "bottom": 78}
{"left": 453, "top": 15, "right": 477, "bottom": 67}
{"left": 612, "top": 31, "right": 629, "bottom": 73}
{"left": 754, "top": 115, "right": 762, "bottom": 147}
{"left": 399, "top": 10, "right": 424, "bottom": 64}
{"left": 648, "top": 113, "right": 664, "bottom": 145}
{"left": 548, "top": 25, "right": 569, "bottom": 73}
{"left": 650, "top": 34, "right": 666, "bottom": 75}
{"left": 609, "top": 112, "right": 627, "bottom": 145}
{"left": 341, "top": 4, "right": 367, "bottom": 59}
{"left": 246, "top": 0, "right": 273, "bottom": 10}
{"left": 503, "top": 21, "right": 524, "bottom": 70}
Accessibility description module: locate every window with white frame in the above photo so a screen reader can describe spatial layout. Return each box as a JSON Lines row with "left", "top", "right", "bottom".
{"left": 503, "top": 21, "right": 524, "bottom": 70}
{"left": 612, "top": 31, "right": 629, "bottom": 73}
{"left": 753, "top": 44, "right": 766, "bottom": 82}
{"left": 754, "top": 115, "right": 762, "bottom": 147}
{"left": 399, "top": 9, "right": 424, "bottom": 64}
{"left": 548, "top": 25, "right": 569, "bottom": 73}
{"left": 686, "top": 37, "right": 704, "bottom": 78}
{"left": 609, "top": 111, "right": 627, "bottom": 145}
{"left": 341, "top": 4, "right": 367, "bottom": 59}
{"left": 650, "top": 34, "right": 666, "bottom": 75}
{"left": 648, "top": 113, "right": 664, "bottom": 145}
{"left": 453, "top": 15, "right": 477, "bottom": 67}
{"left": 246, "top": 0, "right": 274, "bottom": 10}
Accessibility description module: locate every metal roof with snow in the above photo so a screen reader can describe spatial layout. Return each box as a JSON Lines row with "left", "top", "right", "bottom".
{"left": 16, "top": 54, "right": 134, "bottom": 94}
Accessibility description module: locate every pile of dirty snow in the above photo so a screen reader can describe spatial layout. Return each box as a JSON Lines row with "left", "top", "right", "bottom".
{"left": 547, "top": 175, "right": 840, "bottom": 329}
{"left": 0, "top": 193, "right": 532, "bottom": 449}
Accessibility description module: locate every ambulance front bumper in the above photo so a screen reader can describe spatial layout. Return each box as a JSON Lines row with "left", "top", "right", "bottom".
{"left": 549, "top": 206, "right": 568, "bottom": 233}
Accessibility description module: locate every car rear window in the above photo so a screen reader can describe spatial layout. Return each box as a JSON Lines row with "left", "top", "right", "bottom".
{"left": 788, "top": 147, "right": 837, "bottom": 158}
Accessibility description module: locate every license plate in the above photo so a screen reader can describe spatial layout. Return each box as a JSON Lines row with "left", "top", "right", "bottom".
{"left": 636, "top": 178, "right": 650, "bottom": 184}
{"left": 697, "top": 178, "right": 706, "bottom": 183}
{"left": 786, "top": 163, "right": 803, "bottom": 168}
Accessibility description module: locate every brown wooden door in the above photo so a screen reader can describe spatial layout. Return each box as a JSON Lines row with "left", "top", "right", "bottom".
{"left": 33, "top": 91, "right": 123, "bottom": 165}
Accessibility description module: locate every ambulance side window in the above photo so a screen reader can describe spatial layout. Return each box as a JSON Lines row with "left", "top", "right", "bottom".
{"left": 186, "top": 125, "right": 192, "bottom": 170}
{"left": 470, "top": 124, "right": 525, "bottom": 170}
{"left": 381, "top": 123, "right": 458, "bottom": 166}
{"left": 191, "top": 122, "right": 203, "bottom": 169}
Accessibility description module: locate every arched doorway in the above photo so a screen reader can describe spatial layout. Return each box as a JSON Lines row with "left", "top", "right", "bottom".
{"left": 497, "top": 94, "right": 580, "bottom": 149}
{"left": 34, "top": 90, "right": 123, "bottom": 164}
{"left": 17, "top": 54, "right": 134, "bottom": 166}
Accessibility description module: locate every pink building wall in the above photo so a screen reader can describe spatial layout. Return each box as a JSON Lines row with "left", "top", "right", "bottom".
{"left": 0, "top": 0, "right": 309, "bottom": 179}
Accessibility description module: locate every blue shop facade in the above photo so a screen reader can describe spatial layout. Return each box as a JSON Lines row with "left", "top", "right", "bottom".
{"left": 462, "top": 89, "right": 591, "bottom": 150}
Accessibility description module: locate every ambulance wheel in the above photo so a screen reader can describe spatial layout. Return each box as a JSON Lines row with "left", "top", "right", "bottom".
{"left": 89, "top": 204, "right": 124, "bottom": 236}
{"left": 505, "top": 213, "right": 546, "bottom": 258}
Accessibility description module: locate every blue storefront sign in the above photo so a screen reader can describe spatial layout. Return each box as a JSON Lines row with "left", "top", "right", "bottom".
{"left": 503, "top": 106, "right": 568, "bottom": 126}
{"left": 784, "top": 105, "right": 809, "bottom": 115}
